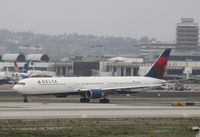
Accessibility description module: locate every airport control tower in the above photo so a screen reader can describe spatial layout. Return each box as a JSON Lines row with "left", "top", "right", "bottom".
{"left": 176, "top": 18, "right": 199, "bottom": 51}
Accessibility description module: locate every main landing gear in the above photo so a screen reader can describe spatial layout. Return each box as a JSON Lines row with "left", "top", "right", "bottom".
{"left": 80, "top": 97, "right": 109, "bottom": 103}
{"left": 80, "top": 92, "right": 110, "bottom": 103}
{"left": 99, "top": 98, "right": 109, "bottom": 103}
{"left": 80, "top": 97, "right": 90, "bottom": 103}
{"left": 23, "top": 95, "right": 28, "bottom": 103}
{"left": 99, "top": 94, "right": 110, "bottom": 103}
{"left": 80, "top": 97, "right": 110, "bottom": 103}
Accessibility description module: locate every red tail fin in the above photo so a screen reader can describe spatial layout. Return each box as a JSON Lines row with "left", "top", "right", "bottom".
{"left": 145, "top": 49, "right": 171, "bottom": 79}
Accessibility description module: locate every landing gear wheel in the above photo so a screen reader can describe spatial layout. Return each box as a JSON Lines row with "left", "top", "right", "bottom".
{"left": 80, "top": 98, "right": 90, "bottom": 103}
{"left": 23, "top": 95, "right": 28, "bottom": 103}
{"left": 99, "top": 98, "right": 109, "bottom": 103}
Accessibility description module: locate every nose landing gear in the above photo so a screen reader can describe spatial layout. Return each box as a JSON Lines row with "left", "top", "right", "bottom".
{"left": 23, "top": 95, "right": 28, "bottom": 103}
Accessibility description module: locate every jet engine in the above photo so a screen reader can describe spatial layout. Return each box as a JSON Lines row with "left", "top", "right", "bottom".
{"left": 86, "top": 89, "right": 103, "bottom": 99}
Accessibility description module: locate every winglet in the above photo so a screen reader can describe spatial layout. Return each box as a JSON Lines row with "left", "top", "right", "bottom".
{"left": 145, "top": 48, "right": 171, "bottom": 79}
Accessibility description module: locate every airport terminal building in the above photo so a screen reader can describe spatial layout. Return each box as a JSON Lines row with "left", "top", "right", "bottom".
{"left": 1, "top": 52, "right": 200, "bottom": 79}
{"left": 0, "top": 53, "right": 73, "bottom": 77}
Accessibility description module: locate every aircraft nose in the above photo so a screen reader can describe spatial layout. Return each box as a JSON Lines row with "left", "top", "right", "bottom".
{"left": 13, "top": 85, "right": 18, "bottom": 91}
{"left": 13, "top": 85, "right": 24, "bottom": 94}
{"left": 13, "top": 84, "right": 23, "bottom": 92}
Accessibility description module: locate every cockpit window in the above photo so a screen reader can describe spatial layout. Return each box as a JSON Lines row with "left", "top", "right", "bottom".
{"left": 17, "top": 82, "right": 25, "bottom": 85}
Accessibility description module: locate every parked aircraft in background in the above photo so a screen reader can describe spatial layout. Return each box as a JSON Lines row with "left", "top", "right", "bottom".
{"left": 14, "top": 49, "right": 171, "bottom": 103}
{"left": 0, "top": 65, "right": 17, "bottom": 84}
{"left": 13, "top": 60, "right": 30, "bottom": 78}
{"left": 13, "top": 60, "right": 55, "bottom": 79}
{"left": 0, "top": 72, "right": 12, "bottom": 84}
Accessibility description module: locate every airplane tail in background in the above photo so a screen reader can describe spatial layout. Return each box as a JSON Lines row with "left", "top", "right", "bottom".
{"left": 21, "top": 61, "right": 29, "bottom": 73}
{"left": 13, "top": 60, "right": 29, "bottom": 73}
{"left": 13, "top": 60, "right": 19, "bottom": 72}
{"left": 145, "top": 48, "right": 171, "bottom": 79}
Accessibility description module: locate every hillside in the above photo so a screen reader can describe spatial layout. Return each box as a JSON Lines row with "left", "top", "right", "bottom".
{"left": 0, "top": 29, "right": 141, "bottom": 61}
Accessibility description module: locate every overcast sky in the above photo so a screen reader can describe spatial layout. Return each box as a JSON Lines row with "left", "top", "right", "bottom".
{"left": 0, "top": 0, "right": 199, "bottom": 41}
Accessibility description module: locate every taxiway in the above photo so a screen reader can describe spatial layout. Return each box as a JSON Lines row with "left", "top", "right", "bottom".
{"left": 0, "top": 103, "right": 199, "bottom": 119}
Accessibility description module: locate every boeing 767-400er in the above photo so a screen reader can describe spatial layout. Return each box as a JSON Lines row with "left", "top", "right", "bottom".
{"left": 14, "top": 48, "right": 171, "bottom": 103}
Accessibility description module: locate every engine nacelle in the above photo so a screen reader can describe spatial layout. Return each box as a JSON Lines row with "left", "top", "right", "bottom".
{"left": 87, "top": 89, "right": 103, "bottom": 99}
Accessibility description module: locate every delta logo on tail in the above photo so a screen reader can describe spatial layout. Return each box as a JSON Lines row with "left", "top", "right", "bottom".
{"left": 21, "top": 61, "right": 29, "bottom": 73}
{"left": 145, "top": 48, "right": 171, "bottom": 79}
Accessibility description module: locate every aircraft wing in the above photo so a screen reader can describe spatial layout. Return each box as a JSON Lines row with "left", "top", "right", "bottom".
{"left": 79, "top": 83, "right": 161, "bottom": 92}
{"left": 101, "top": 84, "right": 161, "bottom": 91}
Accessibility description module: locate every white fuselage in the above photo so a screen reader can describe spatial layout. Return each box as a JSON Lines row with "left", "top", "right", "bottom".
{"left": 13, "top": 76, "right": 164, "bottom": 95}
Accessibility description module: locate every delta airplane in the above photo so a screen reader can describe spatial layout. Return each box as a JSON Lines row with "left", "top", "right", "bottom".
{"left": 14, "top": 49, "right": 171, "bottom": 103}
